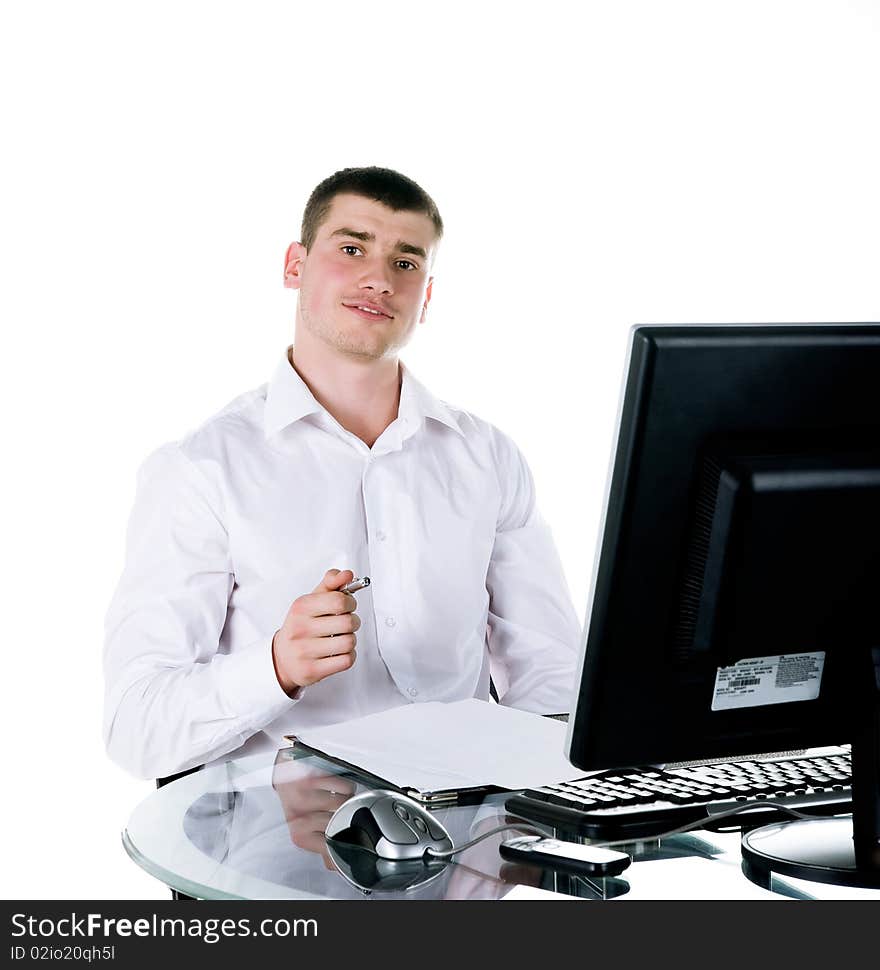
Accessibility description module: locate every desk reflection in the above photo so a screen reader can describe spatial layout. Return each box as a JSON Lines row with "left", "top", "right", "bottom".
{"left": 180, "top": 751, "right": 547, "bottom": 899}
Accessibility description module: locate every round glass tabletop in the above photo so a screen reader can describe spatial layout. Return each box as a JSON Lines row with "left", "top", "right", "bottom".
{"left": 124, "top": 747, "right": 879, "bottom": 900}
{"left": 123, "top": 747, "right": 571, "bottom": 900}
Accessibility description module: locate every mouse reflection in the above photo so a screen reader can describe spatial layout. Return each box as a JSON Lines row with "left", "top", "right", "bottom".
{"left": 324, "top": 841, "right": 450, "bottom": 895}
{"left": 180, "top": 751, "right": 549, "bottom": 899}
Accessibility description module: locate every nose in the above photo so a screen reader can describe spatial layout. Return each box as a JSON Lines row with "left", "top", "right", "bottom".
{"left": 358, "top": 256, "right": 394, "bottom": 296}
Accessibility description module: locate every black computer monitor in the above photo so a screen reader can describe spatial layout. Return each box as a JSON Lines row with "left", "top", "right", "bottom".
{"left": 565, "top": 325, "right": 880, "bottom": 889}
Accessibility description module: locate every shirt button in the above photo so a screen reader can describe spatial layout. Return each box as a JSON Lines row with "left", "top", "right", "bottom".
{"left": 408, "top": 687, "right": 418, "bottom": 696}
{"left": 385, "top": 616, "right": 396, "bottom": 628}
{"left": 376, "top": 530, "right": 387, "bottom": 542}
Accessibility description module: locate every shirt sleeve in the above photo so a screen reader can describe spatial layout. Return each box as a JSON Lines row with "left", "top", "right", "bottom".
{"left": 485, "top": 430, "right": 582, "bottom": 714}
{"left": 103, "top": 443, "right": 296, "bottom": 780}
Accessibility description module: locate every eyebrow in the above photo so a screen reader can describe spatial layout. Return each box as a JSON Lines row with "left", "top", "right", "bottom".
{"left": 329, "top": 227, "right": 428, "bottom": 260}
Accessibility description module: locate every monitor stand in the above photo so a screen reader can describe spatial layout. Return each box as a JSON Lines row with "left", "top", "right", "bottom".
{"left": 741, "top": 815, "right": 879, "bottom": 889}
{"left": 742, "top": 648, "right": 880, "bottom": 891}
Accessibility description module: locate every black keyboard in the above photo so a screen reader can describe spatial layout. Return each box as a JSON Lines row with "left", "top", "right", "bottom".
{"left": 505, "top": 747, "right": 852, "bottom": 841}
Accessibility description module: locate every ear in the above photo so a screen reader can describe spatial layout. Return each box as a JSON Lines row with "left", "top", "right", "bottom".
{"left": 283, "top": 242, "right": 307, "bottom": 289}
{"left": 419, "top": 277, "right": 434, "bottom": 324}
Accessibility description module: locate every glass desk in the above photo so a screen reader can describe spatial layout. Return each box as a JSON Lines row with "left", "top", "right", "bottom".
{"left": 123, "top": 748, "right": 879, "bottom": 901}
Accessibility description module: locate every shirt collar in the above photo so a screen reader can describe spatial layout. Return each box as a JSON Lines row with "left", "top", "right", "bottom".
{"left": 263, "top": 349, "right": 324, "bottom": 438}
{"left": 398, "top": 361, "right": 465, "bottom": 437}
{"left": 263, "top": 348, "right": 465, "bottom": 440}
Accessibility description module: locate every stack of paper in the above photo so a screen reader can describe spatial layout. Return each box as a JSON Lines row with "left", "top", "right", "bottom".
{"left": 293, "top": 698, "right": 583, "bottom": 793}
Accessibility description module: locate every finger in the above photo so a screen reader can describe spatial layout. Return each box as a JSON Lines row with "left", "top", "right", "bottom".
{"left": 297, "top": 634, "right": 357, "bottom": 660}
{"left": 309, "top": 650, "right": 357, "bottom": 679}
{"left": 311, "top": 568, "right": 355, "bottom": 595}
{"left": 285, "top": 591, "right": 355, "bottom": 630}
{"left": 307, "top": 590, "right": 357, "bottom": 617}
{"left": 311, "top": 613, "right": 360, "bottom": 638}
{"left": 287, "top": 591, "right": 355, "bottom": 622}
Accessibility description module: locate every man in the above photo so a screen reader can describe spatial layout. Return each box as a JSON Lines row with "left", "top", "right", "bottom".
{"left": 104, "top": 167, "right": 580, "bottom": 780}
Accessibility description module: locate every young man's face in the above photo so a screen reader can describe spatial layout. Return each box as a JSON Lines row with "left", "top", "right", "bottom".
{"left": 284, "top": 193, "right": 437, "bottom": 361}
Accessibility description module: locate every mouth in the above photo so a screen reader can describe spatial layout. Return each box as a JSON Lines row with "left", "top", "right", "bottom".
{"left": 342, "top": 301, "right": 394, "bottom": 321}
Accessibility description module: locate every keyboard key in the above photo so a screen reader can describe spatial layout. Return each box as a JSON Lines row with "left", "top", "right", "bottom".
{"left": 506, "top": 752, "right": 852, "bottom": 840}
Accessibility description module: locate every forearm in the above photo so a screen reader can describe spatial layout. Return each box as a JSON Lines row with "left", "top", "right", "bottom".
{"left": 104, "top": 636, "right": 294, "bottom": 780}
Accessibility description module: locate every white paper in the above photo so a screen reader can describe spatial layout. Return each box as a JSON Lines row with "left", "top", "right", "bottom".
{"left": 293, "top": 699, "right": 583, "bottom": 792}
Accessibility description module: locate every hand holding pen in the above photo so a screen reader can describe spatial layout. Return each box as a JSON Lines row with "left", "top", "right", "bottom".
{"left": 271, "top": 568, "right": 371, "bottom": 696}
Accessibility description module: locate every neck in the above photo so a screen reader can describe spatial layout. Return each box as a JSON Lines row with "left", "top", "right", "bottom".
{"left": 288, "top": 336, "right": 401, "bottom": 448}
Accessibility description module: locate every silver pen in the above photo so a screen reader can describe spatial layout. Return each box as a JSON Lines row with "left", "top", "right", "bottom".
{"left": 340, "top": 576, "right": 371, "bottom": 594}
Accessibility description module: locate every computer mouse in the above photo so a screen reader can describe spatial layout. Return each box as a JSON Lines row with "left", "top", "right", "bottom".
{"left": 325, "top": 789, "right": 454, "bottom": 862}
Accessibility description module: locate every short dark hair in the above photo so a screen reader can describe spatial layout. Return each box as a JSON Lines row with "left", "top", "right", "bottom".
{"left": 300, "top": 166, "right": 443, "bottom": 249}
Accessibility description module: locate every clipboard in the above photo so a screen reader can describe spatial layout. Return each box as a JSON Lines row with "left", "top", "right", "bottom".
{"left": 282, "top": 735, "right": 502, "bottom": 806}
{"left": 281, "top": 702, "right": 573, "bottom": 806}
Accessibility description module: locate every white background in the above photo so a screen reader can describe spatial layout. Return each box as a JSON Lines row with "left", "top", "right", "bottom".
{"left": 1, "top": 0, "right": 878, "bottom": 899}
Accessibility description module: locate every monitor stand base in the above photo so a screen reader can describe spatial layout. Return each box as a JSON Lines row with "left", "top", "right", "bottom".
{"left": 741, "top": 816, "right": 880, "bottom": 890}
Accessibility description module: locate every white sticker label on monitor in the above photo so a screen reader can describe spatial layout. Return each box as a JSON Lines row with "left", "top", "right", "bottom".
{"left": 711, "top": 652, "right": 825, "bottom": 711}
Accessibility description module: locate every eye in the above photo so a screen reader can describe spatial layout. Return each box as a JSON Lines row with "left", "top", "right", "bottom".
{"left": 395, "top": 259, "right": 417, "bottom": 271}
{"left": 341, "top": 245, "right": 363, "bottom": 256}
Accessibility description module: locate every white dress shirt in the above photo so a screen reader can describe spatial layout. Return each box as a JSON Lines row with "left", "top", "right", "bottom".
{"left": 103, "top": 350, "right": 581, "bottom": 779}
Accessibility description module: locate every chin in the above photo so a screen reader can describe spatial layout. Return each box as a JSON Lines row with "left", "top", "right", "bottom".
{"left": 333, "top": 336, "right": 392, "bottom": 360}
{"left": 332, "top": 327, "right": 405, "bottom": 360}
